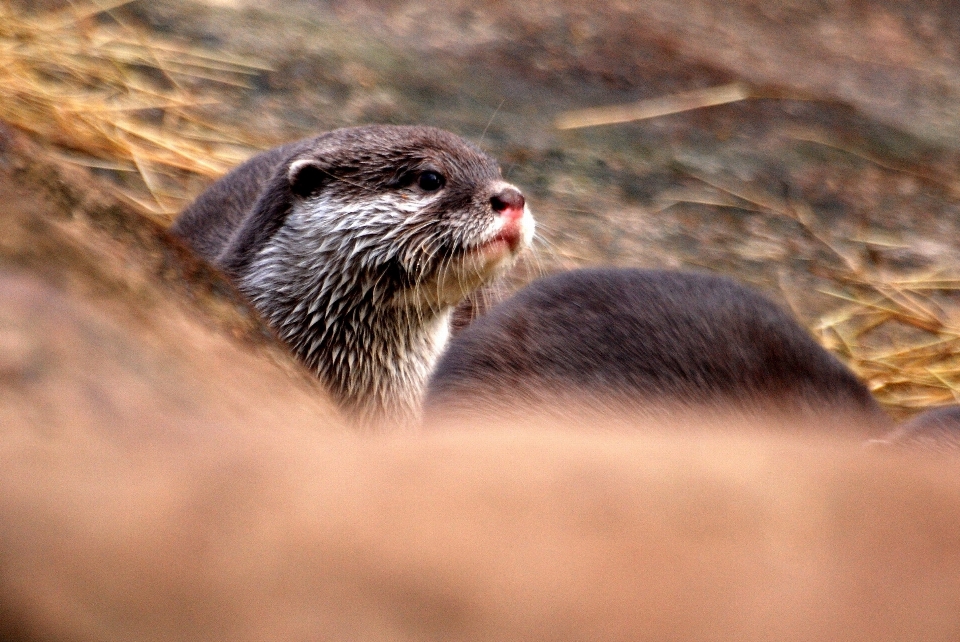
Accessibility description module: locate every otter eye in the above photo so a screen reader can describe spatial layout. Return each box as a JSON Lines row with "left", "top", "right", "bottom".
{"left": 417, "top": 171, "right": 445, "bottom": 192}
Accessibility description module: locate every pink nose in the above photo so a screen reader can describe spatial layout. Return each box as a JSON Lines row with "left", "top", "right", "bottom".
{"left": 489, "top": 187, "right": 526, "bottom": 252}
{"left": 490, "top": 188, "right": 525, "bottom": 220}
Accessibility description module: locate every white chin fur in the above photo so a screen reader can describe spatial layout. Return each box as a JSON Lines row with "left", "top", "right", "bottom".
{"left": 519, "top": 205, "right": 536, "bottom": 247}
{"left": 399, "top": 207, "right": 534, "bottom": 310}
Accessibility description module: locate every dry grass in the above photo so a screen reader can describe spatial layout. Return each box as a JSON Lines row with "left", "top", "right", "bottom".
{"left": 554, "top": 82, "right": 754, "bottom": 130}
{"left": 665, "top": 168, "right": 960, "bottom": 418}
{"left": 0, "top": 0, "right": 272, "bottom": 221}
{"left": 814, "top": 274, "right": 960, "bottom": 417}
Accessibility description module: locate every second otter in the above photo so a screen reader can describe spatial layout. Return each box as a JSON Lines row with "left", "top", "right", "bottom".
{"left": 426, "top": 268, "right": 891, "bottom": 436}
{"left": 172, "top": 125, "right": 534, "bottom": 425}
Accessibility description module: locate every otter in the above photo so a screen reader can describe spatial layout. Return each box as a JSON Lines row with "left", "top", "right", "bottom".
{"left": 171, "top": 125, "right": 534, "bottom": 426}
{"left": 425, "top": 268, "right": 891, "bottom": 436}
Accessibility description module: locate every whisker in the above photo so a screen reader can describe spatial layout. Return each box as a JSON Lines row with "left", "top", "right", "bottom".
{"left": 479, "top": 98, "right": 506, "bottom": 148}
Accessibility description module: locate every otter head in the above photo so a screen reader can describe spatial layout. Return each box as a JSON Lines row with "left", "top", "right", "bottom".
{"left": 237, "top": 125, "right": 534, "bottom": 425}
{"left": 281, "top": 125, "right": 533, "bottom": 310}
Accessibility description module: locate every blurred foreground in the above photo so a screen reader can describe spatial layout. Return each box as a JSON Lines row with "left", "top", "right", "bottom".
{"left": 5, "top": 398, "right": 960, "bottom": 641}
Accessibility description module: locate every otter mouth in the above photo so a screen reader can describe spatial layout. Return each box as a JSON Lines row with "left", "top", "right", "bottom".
{"left": 397, "top": 212, "right": 533, "bottom": 309}
{"left": 466, "top": 214, "right": 530, "bottom": 260}
{"left": 471, "top": 228, "right": 523, "bottom": 256}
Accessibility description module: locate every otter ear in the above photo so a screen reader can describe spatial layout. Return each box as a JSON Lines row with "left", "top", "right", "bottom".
{"left": 287, "top": 159, "right": 329, "bottom": 198}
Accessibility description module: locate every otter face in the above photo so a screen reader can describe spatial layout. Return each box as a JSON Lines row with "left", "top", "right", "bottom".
{"left": 228, "top": 126, "right": 533, "bottom": 421}
{"left": 282, "top": 126, "right": 534, "bottom": 311}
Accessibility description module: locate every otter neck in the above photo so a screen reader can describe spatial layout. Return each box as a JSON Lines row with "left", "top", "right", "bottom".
{"left": 237, "top": 208, "right": 454, "bottom": 427}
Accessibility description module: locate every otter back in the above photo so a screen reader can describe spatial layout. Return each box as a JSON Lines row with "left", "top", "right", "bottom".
{"left": 425, "top": 268, "right": 890, "bottom": 435}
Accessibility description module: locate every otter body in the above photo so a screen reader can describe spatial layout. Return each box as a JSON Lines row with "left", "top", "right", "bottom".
{"left": 426, "top": 268, "right": 889, "bottom": 435}
{"left": 172, "top": 125, "right": 533, "bottom": 425}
